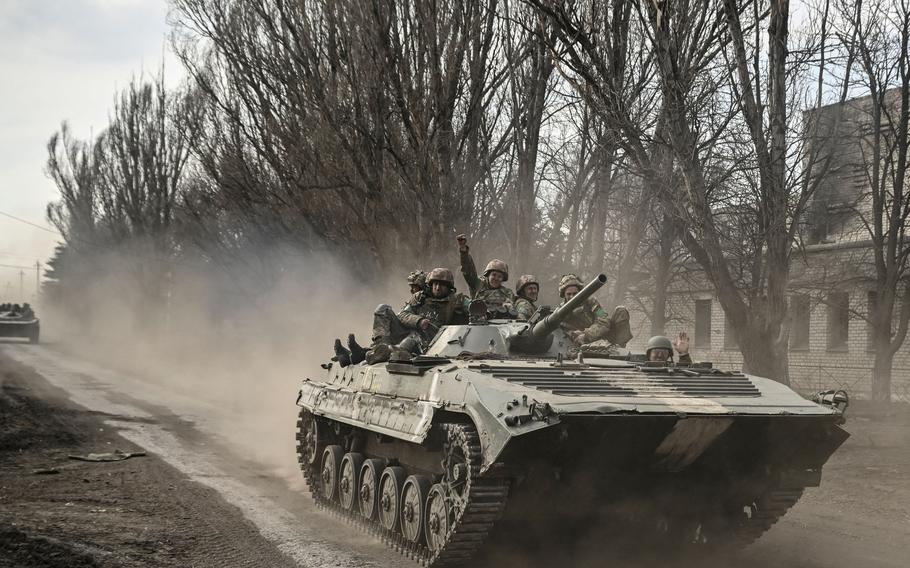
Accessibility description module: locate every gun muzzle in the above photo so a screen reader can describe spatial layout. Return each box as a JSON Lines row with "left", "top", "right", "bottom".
{"left": 530, "top": 274, "right": 608, "bottom": 339}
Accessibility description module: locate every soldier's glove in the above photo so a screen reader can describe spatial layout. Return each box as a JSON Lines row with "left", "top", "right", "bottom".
{"left": 456, "top": 233, "right": 468, "bottom": 252}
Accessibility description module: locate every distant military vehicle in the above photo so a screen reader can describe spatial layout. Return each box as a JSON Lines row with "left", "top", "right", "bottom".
{"left": 0, "top": 303, "right": 39, "bottom": 344}
{"left": 295, "top": 275, "right": 849, "bottom": 565}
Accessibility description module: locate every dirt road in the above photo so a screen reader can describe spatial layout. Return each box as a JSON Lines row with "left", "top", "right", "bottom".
{"left": 1, "top": 342, "right": 908, "bottom": 567}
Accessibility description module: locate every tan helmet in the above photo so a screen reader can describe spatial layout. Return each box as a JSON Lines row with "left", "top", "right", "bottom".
{"left": 558, "top": 273, "right": 584, "bottom": 298}
{"left": 516, "top": 274, "right": 539, "bottom": 296}
{"left": 407, "top": 269, "right": 427, "bottom": 287}
{"left": 426, "top": 267, "right": 456, "bottom": 290}
{"left": 483, "top": 259, "right": 509, "bottom": 281}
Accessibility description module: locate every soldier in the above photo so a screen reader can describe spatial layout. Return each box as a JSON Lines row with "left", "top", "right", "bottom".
{"left": 645, "top": 333, "right": 692, "bottom": 364}
{"left": 365, "top": 267, "right": 471, "bottom": 364}
{"left": 407, "top": 270, "right": 427, "bottom": 296}
{"left": 514, "top": 274, "right": 540, "bottom": 321}
{"left": 456, "top": 234, "right": 514, "bottom": 315}
{"left": 557, "top": 274, "right": 632, "bottom": 347}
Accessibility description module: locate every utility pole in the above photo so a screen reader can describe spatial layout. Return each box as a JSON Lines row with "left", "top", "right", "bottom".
{"left": 35, "top": 261, "right": 40, "bottom": 302}
{"left": 19, "top": 270, "right": 24, "bottom": 301}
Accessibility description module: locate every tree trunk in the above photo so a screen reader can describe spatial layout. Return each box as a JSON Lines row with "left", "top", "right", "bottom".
{"left": 739, "top": 329, "right": 791, "bottom": 384}
{"left": 872, "top": 348, "right": 894, "bottom": 403}
{"left": 586, "top": 144, "right": 615, "bottom": 274}
{"left": 650, "top": 215, "right": 675, "bottom": 336}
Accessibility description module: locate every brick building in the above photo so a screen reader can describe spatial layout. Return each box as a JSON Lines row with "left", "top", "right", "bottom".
{"left": 623, "top": 92, "right": 910, "bottom": 400}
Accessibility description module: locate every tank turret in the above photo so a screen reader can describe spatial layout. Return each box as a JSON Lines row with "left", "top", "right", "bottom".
{"left": 529, "top": 273, "right": 607, "bottom": 339}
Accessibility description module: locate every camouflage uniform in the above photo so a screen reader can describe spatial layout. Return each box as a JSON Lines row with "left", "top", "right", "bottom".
{"left": 557, "top": 274, "right": 632, "bottom": 346}
{"left": 372, "top": 269, "right": 471, "bottom": 349}
{"left": 514, "top": 274, "right": 540, "bottom": 321}
{"left": 514, "top": 297, "right": 537, "bottom": 321}
{"left": 459, "top": 249, "right": 514, "bottom": 313}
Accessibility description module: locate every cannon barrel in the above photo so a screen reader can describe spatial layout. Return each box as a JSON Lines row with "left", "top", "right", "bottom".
{"left": 531, "top": 274, "right": 608, "bottom": 339}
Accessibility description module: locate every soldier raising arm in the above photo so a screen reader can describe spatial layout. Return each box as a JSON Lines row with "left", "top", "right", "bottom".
{"left": 456, "top": 234, "right": 514, "bottom": 314}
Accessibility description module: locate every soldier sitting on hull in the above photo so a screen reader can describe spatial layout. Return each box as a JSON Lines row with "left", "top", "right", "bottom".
{"left": 557, "top": 274, "right": 633, "bottom": 348}
{"left": 456, "top": 234, "right": 514, "bottom": 316}
{"left": 645, "top": 333, "right": 693, "bottom": 364}
{"left": 363, "top": 267, "right": 471, "bottom": 365}
{"left": 514, "top": 275, "right": 540, "bottom": 321}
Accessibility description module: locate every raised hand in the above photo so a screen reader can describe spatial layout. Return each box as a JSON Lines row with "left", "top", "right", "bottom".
{"left": 673, "top": 332, "right": 690, "bottom": 355}
{"left": 456, "top": 233, "right": 468, "bottom": 252}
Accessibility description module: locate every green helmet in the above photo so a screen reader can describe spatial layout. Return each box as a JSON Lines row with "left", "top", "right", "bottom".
{"left": 646, "top": 335, "right": 673, "bottom": 357}
{"left": 407, "top": 270, "right": 427, "bottom": 288}
{"left": 515, "top": 274, "right": 539, "bottom": 296}
{"left": 483, "top": 259, "right": 509, "bottom": 281}
{"left": 426, "top": 267, "right": 456, "bottom": 291}
{"left": 558, "top": 274, "right": 583, "bottom": 298}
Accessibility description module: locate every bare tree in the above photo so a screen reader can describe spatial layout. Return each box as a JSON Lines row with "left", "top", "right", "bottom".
{"left": 830, "top": 0, "right": 910, "bottom": 400}
{"left": 172, "top": 0, "right": 519, "bottom": 266}
{"left": 504, "top": 4, "right": 555, "bottom": 268}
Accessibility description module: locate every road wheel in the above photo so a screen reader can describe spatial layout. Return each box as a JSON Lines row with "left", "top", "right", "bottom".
{"left": 339, "top": 453, "right": 364, "bottom": 511}
{"left": 425, "top": 483, "right": 451, "bottom": 553}
{"left": 378, "top": 466, "right": 407, "bottom": 532}
{"left": 359, "top": 458, "right": 387, "bottom": 520}
{"left": 320, "top": 445, "right": 344, "bottom": 502}
{"left": 400, "top": 475, "right": 432, "bottom": 545}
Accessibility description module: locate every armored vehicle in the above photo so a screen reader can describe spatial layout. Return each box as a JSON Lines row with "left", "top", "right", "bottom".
{"left": 295, "top": 275, "right": 848, "bottom": 565}
{"left": 0, "top": 304, "right": 39, "bottom": 343}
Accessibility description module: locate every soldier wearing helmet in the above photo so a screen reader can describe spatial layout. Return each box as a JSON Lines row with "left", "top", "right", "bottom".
{"left": 366, "top": 267, "right": 471, "bottom": 364}
{"left": 456, "top": 234, "right": 514, "bottom": 315}
{"left": 514, "top": 274, "right": 540, "bottom": 321}
{"left": 646, "top": 332, "right": 692, "bottom": 364}
{"left": 557, "top": 273, "right": 633, "bottom": 347}
{"left": 406, "top": 270, "right": 427, "bottom": 296}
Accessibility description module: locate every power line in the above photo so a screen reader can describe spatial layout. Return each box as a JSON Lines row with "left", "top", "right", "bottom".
{"left": 0, "top": 262, "right": 34, "bottom": 270}
{"left": 0, "top": 208, "right": 207, "bottom": 270}
{"left": 0, "top": 210, "right": 60, "bottom": 235}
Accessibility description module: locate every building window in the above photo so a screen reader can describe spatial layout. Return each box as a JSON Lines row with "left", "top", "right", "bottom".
{"left": 790, "top": 295, "right": 810, "bottom": 350}
{"left": 695, "top": 300, "right": 712, "bottom": 348}
{"left": 724, "top": 311, "right": 738, "bottom": 350}
{"left": 827, "top": 292, "right": 849, "bottom": 351}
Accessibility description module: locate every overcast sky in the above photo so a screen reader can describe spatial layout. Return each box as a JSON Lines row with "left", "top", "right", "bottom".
{"left": 0, "top": 0, "right": 181, "bottom": 299}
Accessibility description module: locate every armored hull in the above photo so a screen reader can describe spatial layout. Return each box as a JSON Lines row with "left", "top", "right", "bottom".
{"left": 0, "top": 310, "right": 39, "bottom": 343}
{"left": 295, "top": 277, "right": 848, "bottom": 565}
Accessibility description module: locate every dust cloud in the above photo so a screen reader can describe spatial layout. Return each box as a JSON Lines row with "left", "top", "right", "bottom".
{"left": 39, "top": 249, "right": 407, "bottom": 485}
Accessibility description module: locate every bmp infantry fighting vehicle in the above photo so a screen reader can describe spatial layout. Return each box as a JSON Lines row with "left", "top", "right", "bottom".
{"left": 0, "top": 303, "right": 39, "bottom": 343}
{"left": 295, "top": 275, "right": 849, "bottom": 566}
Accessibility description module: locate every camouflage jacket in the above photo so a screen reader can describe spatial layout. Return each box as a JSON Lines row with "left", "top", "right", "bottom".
{"left": 459, "top": 250, "right": 514, "bottom": 310}
{"left": 514, "top": 297, "right": 537, "bottom": 321}
{"left": 398, "top": 290, "right": 471, "bottom": 330}
{"left": 558, "top": 297, "right": 612, "bottom": 343}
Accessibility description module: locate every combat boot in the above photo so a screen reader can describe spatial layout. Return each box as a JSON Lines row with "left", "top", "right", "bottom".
{"left": 365, "top": 343, "right": 392, "bottom": 364}
{"left": 333, "top": 338, "right": 351, "bottom": 367}
{"left": 348, "top": 334, "right": 367, "bottom": 365}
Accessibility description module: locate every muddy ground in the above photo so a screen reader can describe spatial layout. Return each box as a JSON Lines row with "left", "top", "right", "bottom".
{"left": 1, "top": 343, "right": 909, "bottom": 567}
{"left": 0, "top": 354, "right": 297, "bottom": 568}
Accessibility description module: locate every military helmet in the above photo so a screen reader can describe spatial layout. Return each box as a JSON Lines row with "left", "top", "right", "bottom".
{"left": 516, "top": 274, "right": 539, "bottom": 296}
{"left": 426, "top": 267, "right": 456, "bottom": 290}
{"left": 646, "top": 335, "right": 673, "bottom": 356}
{"left": 407, "top": 270, "right": 427, "bottom": 287}
{"left": 483, "top": 259, "right": 509, "bottom": 281}
{"left": 558, "top": 273, "right": 584, "bottom": 297}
